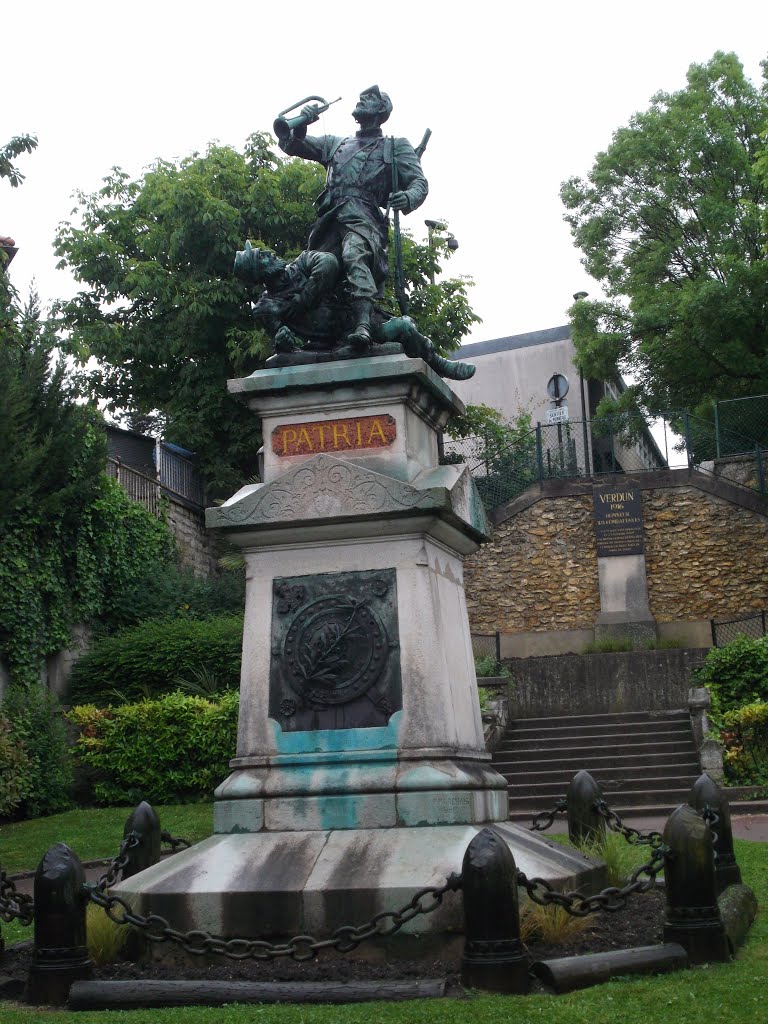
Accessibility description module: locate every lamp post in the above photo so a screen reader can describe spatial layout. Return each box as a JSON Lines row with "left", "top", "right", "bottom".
{"left": 424, "top": 219, "right": 459, "bottom": 285}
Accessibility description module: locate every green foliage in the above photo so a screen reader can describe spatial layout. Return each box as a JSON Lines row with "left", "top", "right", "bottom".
{"left": 474, "top": 654, "right": 511, "bottom": 680}
{"left": 0, "top": 711, "right": 32, "bottom": 817}
{"left": 0, "top": 134, "right": 37, "bottom": 188}
{"left": 86, "top": 901, "right": 133, "bottom": 965}
{"left": 55, "top": 135, "right": 479, "bottom": 496}
{"left": 68, "top": 691, "right": 239, "bottom": 805}
{"left": 2, "top": 687, "right": 74, "bottom": 817}
{"left": 98, "top": 563, "right": 245, "bottom": 637}
{"left": 583, "top": 637, "right": 635, "bottom": 653}
{"left": 562, "top": 53, "right": 768, "bottom": 415}
{"left": 577, "top": 829, "right": 654, "bottom": 887}
{"left": 66, "top": 614, "right": 244, "bottom": 706}
{"left": 0, "top": 292, "right": 175, "bottom": 688}
{"left": 722, "top": 700, "right": 768, "bottom": 785}
{"left": 696, "top": 635, "right": 768, "bottom": 719}
{"left": 448, "top": 404, "right": 538, "bottom": 507}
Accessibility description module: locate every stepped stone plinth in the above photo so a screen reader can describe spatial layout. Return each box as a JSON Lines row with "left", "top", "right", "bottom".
{"left": 115, "top": 355, "right": 602, "bottom": 953}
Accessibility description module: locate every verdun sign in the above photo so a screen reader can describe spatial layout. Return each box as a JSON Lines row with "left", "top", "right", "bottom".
{"left": 593, "top": 484, "right": 644, "bottom": 557}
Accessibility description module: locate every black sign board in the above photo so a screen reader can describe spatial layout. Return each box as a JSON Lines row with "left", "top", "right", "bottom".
{"left": 593, "top": 484, "right": 644, "bottom": 557}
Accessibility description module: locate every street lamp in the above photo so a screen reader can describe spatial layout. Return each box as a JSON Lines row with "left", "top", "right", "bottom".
{"left": 424, "top": 220, "right": 459, "bottom": 285}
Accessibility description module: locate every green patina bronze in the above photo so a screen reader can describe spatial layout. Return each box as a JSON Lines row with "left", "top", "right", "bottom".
{"left": 234, "top": 86, "right": 474, "bottom": 381}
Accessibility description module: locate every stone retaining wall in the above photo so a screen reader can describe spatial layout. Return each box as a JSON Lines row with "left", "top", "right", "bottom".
{"left": 504, "top": 648, "right": 708, "bottom": 718}
{"left": 166, "top": 498, "right": 218, "bottom": 576}
{"left": 464, "top": 469, "right": 768, "bottom": 644}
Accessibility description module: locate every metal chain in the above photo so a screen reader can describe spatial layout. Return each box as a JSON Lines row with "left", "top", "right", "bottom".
{"left": 529, "top": 798, "right": 567, "bottom": 832}
{"left": 95, "top": 832, "right": 140, "bottom": 891}
{"left": 83, "top": 871, "right": 463, "bottom": 961}
{"left": 517, "top": 843, "right": 669, "bottom": 916}
{"left": 593, "top": 799, "right": 664, "bottom": 848}
{"left": 0, "top": 869, "right": 34, "bottom": 926}
{"left": 160, "top": 830, "right": 192, "bottom": 853}
{"left": 701, "top": 805, "right": 720, "bottom": 861}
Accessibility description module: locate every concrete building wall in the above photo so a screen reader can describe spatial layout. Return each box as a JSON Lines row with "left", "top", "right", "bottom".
{"left": 451, "top": 329, "right": 588, "bottom": 428}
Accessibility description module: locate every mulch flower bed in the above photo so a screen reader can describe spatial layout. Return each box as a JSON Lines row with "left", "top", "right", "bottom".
{"left": 1, "top": 888, "right": 666, "bottom": 997}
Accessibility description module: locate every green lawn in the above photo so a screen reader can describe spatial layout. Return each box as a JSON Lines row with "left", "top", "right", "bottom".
{"left": 1, "top": 808, "right": 766, "bottom": 1024}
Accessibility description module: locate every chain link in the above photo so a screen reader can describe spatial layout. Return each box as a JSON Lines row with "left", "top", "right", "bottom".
{"left": 701, "top": 804, "right": 720, "bottom": 860}
{"left": 593, "top": 799, "right": 664, "bottom": 848}
{"left": 0, "top": 869, "right": 35, "bottom": 926}
{"left": 517, "top": 842, "right": 669, "bottom": 916}
{"left": 95, "top": 831, "right": 140, "bottom": 891}
{"left": 84, "top": 870, "right": 463, "bottom": 961}
{"left": 529, "top": 798, "right": 568, "bottom": 832}
{"left": 160, "top": 830, "right": 192, "bottom": 853}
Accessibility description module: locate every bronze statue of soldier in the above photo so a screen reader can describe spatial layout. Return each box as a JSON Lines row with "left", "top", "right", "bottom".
{"left": 276, "top": 85, "right": 428, "bottom": 350}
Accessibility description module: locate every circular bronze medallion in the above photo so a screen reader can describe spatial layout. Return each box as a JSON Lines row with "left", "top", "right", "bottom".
{"left": 282, "top": 596, "right": 388, "bottom": 707}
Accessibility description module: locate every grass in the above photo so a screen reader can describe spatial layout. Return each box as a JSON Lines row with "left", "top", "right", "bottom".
{"left": 0, "top": 803, "right": 213, "bottom": 876}
{"left": 1, "top": 813, "right": 766, "bottom": 1023}
{"left": 520, "top": 902, "right": 591, "bottom": 945}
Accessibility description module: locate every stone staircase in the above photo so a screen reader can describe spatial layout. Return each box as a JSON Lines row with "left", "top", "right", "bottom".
{"left": 492, "top": 709, "right": 702, "bottom": 821}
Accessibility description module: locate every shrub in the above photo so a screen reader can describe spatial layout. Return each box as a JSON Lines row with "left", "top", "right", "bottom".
{"left": 68, "top": 690, "right": 239, "bottom": 805}
{"left": 0, "top": 710, "right": 32, "bottom": 817}
{"left": 722, "top": 701, "right": 768, "bottom": 785}
{"left": 2, "top": 686, "right": 74, "bottom": 817}
{"left": 695, "top": 635, "right": 768, "bottom": 718}
{"left": 66, "top": 614, "right": 244, "bottom": 706}
{"left": 98, "top": 563, "right": 245, "bottom": 637}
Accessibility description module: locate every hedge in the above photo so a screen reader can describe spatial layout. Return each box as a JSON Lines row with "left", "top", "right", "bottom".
{"left": 66, "top": 614, "right": 244, "bottom": 706}
{"left": 695, "top": 635, "right": 768, "bottom": 719}
{"left": 68, "top": 691, "right": 239, "bottom": 805}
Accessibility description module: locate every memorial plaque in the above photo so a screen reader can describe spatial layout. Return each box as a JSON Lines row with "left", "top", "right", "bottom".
{"left": 269, "top": 568, "right": 401, "bottom": 732}
{"left": 272, "top": 414, "right": 396, "bottom": 457}
{"left": 593, "top": 484, "right": 644, "bottom": 557}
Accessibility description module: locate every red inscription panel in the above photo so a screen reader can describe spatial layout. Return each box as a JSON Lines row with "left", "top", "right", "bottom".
{"left": 272, "top": 414, "right": 397, "bottom": 457}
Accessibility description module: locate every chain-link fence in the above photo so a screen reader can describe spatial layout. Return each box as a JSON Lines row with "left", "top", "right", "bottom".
{"left": 715, "top": 395, "right": 768, "bottom": 456}
{"left": 711, "top": 611, "right": 768, "bottom": 647}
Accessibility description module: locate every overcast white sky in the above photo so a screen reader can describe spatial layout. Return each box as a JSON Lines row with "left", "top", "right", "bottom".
{"left": 3, "top": 0, "right": 767, "bottom": 344}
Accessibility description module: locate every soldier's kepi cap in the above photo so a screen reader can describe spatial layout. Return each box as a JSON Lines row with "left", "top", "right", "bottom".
{"left": 360, "top": 84, "right": 392, "bottom": 124}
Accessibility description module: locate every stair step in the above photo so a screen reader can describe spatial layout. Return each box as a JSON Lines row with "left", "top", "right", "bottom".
{"left": 495, "top": 739, "right": 697, "bottom": 759}
{"left": 494, "top": 763, "right": 700, "bottom": 785}
{"left": 508, "top": 787, "right": 695, "bottom": 813}
{"left": 506, "top": 722, "right": 693, "bottom": 741}
{"left": 507, "top": 775, "right": 697, "bottom": 798}
{"left": 492, "top": 752, "right": 700, "bottom": 772}
{"left": 512, "top": 709, "right": 689, "bottom": 728}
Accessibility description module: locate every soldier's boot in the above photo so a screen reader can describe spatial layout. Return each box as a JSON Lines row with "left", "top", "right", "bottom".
{"left": 346, "top": 300, "right": 373, "bottom": 350}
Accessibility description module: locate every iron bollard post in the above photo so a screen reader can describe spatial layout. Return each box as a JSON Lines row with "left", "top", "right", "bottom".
{"left": 122, "top": 801, "right": 162, "bottom": 878}
{"left": 25, "top": 843, "right": 92, "bottom": 1006}
{"left": 461, "top": 827, "right": 529, "bottom": 994}
{"left": 663, "top": 804, "right": 730, "bottom": 964}
{"left": 688, "top": 773, "right": 741, "bottom": 891}
{"left": 567, "top": 770, "right": 606, "bottom": 846}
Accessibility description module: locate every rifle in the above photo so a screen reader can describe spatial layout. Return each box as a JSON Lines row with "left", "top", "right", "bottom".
{"left": 391, "top": 128, "right": 431, "bottom": 316}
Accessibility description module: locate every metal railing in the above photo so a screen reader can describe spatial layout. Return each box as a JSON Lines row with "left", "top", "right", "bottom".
{"left": 107, "top": 444, "right": 205, "bottom": 515}
{"left": 445, "top": 410, "right": 768, "bottom": 512}
{"left": 107, "top": 459, "right": 161, "bottom": 515}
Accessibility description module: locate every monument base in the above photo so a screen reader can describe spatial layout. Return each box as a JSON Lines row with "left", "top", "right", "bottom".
{"left": 114, "top": 821, "right": 605, "bottom": 958}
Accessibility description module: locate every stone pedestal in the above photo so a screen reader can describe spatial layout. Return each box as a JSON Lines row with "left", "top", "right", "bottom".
{"left": 115, "top": 355, "right": 602, "bottom": 951}
{"left": 594, "top": 554, "right": 657, "bottom": 644}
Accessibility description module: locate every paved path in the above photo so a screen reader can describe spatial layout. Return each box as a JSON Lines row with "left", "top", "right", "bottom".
{"left": 545, "top": 813, "right": 768, "bottom": 840}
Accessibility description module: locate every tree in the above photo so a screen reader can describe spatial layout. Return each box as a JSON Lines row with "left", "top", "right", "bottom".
{"left": 0, "top": 134, "right": 37, "bottom": 188}
{"left": 56, "top": 134, "right": 479, "bottom": 495}
{"left": 561, "top": 53, "right": 768, "bottom": 417}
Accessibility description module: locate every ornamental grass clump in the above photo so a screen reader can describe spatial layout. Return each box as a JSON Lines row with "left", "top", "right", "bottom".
{"left": 520, "top": 902, "right": 590, "bottom": 945}
{"left": 87, "top": 901, "right": 132, "bottom": 965}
